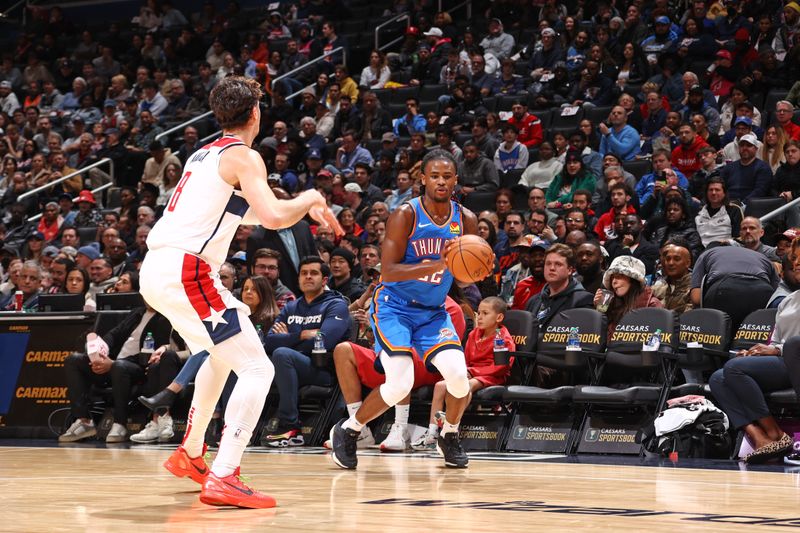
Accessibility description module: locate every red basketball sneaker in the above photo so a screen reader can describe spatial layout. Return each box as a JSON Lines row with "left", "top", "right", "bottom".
{"left": 199, "top": 469, "right": 277, "bottom": 509}
{"left": 163, "top": 445, "right": 209, "bottom": 485}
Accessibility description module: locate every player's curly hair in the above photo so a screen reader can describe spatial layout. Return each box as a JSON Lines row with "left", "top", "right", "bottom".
{"left": 209, "top": 76, "right": 263, "bottom": 130}
{"left": 421, "top": 148, "right": 457, "bottom": 174}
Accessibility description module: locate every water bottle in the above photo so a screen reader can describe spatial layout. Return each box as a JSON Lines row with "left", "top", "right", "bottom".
{"left": 256, "top": 324, "right": 264, "bottom": 344}
{"left": 566, "top": 327, "right": 581, "bottom": 351}
{"left": 644, "top": 329, "right": 662, "bottom": 352}
{"left": 142, "top": 332, "right": 155, "bottom": 353}
{"left": 493, "top": 328, "right": 510, "bottom": 365}
{"left": 311, "top": 331, "right": 326, "bottom": 367}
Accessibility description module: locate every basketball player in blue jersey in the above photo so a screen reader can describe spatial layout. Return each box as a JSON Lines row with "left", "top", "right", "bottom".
{"left": 330, "top": 149, "right": 479, "bottom": 469}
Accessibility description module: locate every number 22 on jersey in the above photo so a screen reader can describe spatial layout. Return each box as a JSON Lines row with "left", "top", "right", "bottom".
{"left": 417, "top": 259, "right": 444, "bottom": 284}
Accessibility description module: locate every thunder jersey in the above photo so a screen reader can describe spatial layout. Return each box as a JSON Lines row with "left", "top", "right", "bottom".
{"left": 146, "top": 136, "right": 257, "bottom": 271}
{"left": 380, "top": 197, "right": 462, "bottom": 308}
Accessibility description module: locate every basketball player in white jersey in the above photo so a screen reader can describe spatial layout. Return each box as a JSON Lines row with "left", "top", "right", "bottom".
{"left": 140, "top": 77, "right": 341, "bottom": 509}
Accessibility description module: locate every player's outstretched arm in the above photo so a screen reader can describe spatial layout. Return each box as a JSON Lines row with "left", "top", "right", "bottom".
{"left": 224, "top": 146, "right": 342, "bottom": 235}
{"left": 380, "top": 204, "right": 449, "bottom": 282}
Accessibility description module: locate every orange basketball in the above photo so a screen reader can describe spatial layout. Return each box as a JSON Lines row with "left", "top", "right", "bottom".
{"left": 445, "top": 234, "right": 495, "bottom": 283}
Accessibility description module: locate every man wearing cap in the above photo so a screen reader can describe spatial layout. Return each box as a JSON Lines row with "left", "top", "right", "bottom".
{"left": 775, "top": 101, "right": 800, "bottom": 142}
{"left": 709, "top": 49, "right": 739, "bottom": 97}
{"left": 641, "top": 16, "right": 678, "bottom": 60}
{"left": 302, "top": 150, "right": 329, "bottom": 189}
{"left": 719, "top": 101, "right": 763, "bottom": 145}
{"left": 423, "top": 27, "right": 453, "bottom": 65}
{"left": 351, "top": 91, "right": 392, "bottom": 141}
{"left": 499, "top": 231, "right": 539, "bottom": 304}
{"left": 72, "top": 190, "right": 103, "bottom": 228}
{"left": 328, "top": 247, "right": 366, "bottom": 301}
{"left": 720, "top": 133, "right": 773, "bottom": 203}
{"left": 480, "top": 18, "right": 515, "bottom": 61}
{"left": 511, "top": 238, "right": 549, "bottom": 310}
{"left": 0, "top": 80, "right": 20, "bottom": 115}
{"left": 75, "top": 244, "right": 100, "bottom": 269}
{"left": 507, "top": 100, "right": 543, "bottom": 149}
{"left": 722, "top": 116, "right": 760, "bottom": 161}
{"left": 409, "top": 44, "right": 439, "bottom": 87}
{"left": 140, "top": 141, "right": 180, "bottom": 187}
{"left": 529, "top": 28, "right": 565, "bottom": 78}
{"left": 680, "top": 84, "right": 722, "bottom": 135}
{"left": 342, "top": 182, "right": 370, "bottom": 223}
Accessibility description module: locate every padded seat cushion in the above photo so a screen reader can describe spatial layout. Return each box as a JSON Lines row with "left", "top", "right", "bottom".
{"left": 573, "top": 385, "right": 661, "bottom": 403}
{"left": 473, "top": 385, "right": 506, "bottom": 402}
{"left": 670, "top": 383, "right": 706, "bottom": 397}
{"left": 503, "top": 385, "right": 575, "bottom": 403}
{"left": 299, "top": 385, "right": 334, "bottom": 399}
{"left": 766, "top": 389, "right": 798, "bottom": 404}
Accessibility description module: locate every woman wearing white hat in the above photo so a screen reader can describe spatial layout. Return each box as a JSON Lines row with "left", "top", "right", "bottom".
{"left": 592, "top": 255, "right": 663, "bottom": 337}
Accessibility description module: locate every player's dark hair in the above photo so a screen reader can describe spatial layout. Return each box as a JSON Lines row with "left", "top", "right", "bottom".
{"left": 422, "top": 148, "right": 457, "bottom": 174}
{"left": 209, "top": 76, "right": 263, "bottom": 130}
{"left": 299, "top": 255, "right": 331, "bottom": 278}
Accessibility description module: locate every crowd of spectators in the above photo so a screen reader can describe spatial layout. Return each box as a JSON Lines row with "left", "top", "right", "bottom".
{"left": 1, "top": 0, "right": 800, "bottom": 452}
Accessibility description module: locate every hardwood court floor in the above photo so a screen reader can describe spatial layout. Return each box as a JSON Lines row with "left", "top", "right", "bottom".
{"left": 3, "top": 444, "right": 800, "bottom": 532}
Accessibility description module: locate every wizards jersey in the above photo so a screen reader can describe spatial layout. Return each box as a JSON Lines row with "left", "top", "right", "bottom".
{"left": 146, "top": 135, "right": 258, "bottom": 272}
{"left": 380, "top": 197, "right": 463, "bottom": 308}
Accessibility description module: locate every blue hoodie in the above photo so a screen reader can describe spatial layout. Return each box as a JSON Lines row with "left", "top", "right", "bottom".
{"left": 264, "top": 290, "right": 352, "bottom": 355}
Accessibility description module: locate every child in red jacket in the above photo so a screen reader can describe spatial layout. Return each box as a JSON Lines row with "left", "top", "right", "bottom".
{"left": 411, "top": 296, "right": 515, "bottom": 450}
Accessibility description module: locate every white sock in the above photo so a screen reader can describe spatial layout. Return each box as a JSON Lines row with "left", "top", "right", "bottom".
{"left": 343, "top": 415, "right": 364, "bottom": 433}
{"left": 428, "top": 423, "right": 438, "bottom": 434}
{"left": 346, "top": 402, "right": 362, "bottom": 418}
{"left": 442, "top": 420, "right": 459, "bottom": 436}
{"left": 183, "top": 356, "right": 230, "bottom": 458}
{"left": 395, "top": 404, "right": 410, "bottom": 426}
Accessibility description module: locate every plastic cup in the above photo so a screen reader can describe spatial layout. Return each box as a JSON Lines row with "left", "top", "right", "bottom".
{"left": 596, "top": 289, "right": 614, "bottom": 313}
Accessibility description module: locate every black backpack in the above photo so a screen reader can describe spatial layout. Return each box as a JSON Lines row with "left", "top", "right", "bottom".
{"left": 640, "top": 409, "right": 731, "bottom": 459}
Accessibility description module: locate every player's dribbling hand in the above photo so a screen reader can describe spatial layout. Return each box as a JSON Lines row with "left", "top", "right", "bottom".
{"left": 306, "top": 190, "right": 345, "bottom": 238}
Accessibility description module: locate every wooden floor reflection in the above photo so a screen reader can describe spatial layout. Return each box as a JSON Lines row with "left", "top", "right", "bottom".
{"left": 3, "top": 445, "right": 800, "bottom": 532}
